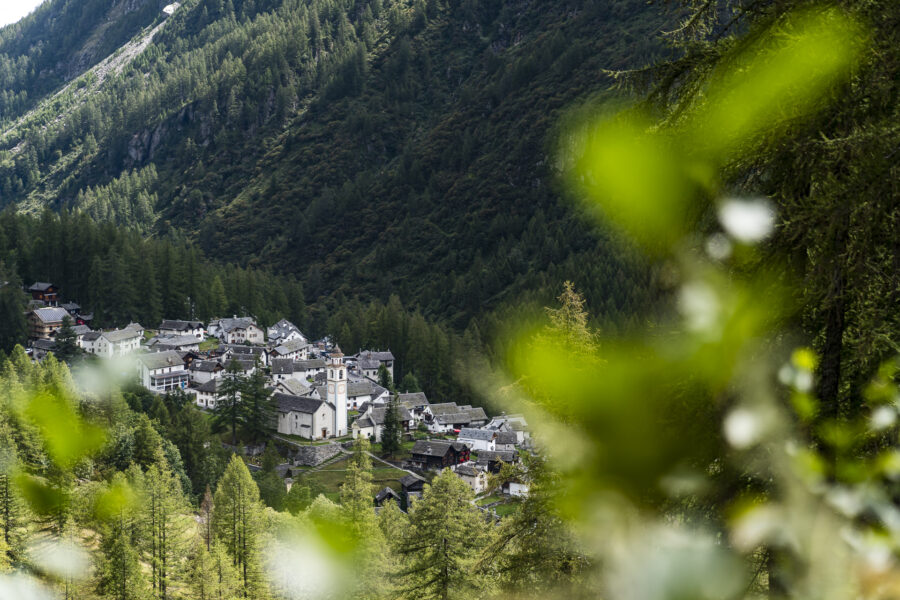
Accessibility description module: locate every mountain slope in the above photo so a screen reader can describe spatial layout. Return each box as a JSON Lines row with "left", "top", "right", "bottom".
{"left": 0, "top": 0, "right": 674, "bottom": 327}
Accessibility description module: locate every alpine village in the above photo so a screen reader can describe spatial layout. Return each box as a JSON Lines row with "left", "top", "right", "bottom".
{"left": 0, "top": 0, "right": 896, "bottom": 599}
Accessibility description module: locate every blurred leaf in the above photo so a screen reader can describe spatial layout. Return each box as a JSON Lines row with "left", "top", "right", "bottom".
{"left": 24, "top": 391, "right": 105, "bottom": 469}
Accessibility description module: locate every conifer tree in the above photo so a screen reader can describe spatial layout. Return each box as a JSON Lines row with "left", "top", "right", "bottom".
{"left": 189, "top": 539, "right": 239, "bottom": 600}
{"left": 377, "top": 364, "right": 394, "bottom": 392}
{"left": 241, "top": 361, "right": 275, "bottom": 443}
{"left": 399, "top": 469, "right": 491, "bottom": 599}
{"left": 213, "top": 454, "right": 266, "bottom": 598}
{"left": 143, "top": 463, "right": 191, "bottom": 600}
{"left": 380, "top": 396, "right": 402, "bottom": 459}
{"left": 214, "top": 359, "right": 245, "bottom": 446}
{"left": 53, "top": 316, "right": 78, "bottom": 363}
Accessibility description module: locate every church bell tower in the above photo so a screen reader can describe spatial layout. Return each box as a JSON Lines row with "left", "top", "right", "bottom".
{"left": 327, "top": 345, "right": 348, "bottom": 437}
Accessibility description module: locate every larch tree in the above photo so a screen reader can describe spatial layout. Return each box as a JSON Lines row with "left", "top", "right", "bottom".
{"left": 213, "top": 454, "right": 266, "bottom": 598}
{"left": 398, "top": 469, "right": 491, "bottom": 600}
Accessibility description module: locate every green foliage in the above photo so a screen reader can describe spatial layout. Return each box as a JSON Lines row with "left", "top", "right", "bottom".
{"left": 379, "top": 396, "right": 402, "bottom": 458}
{"left": 397, "top": 468, "right": 491, "bottom": 599}
{"left": 212, "top": 454, "right": 266, "bottom": 597}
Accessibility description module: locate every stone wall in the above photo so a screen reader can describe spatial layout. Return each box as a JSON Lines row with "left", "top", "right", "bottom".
{"left": 291, "top": 443, "right": 342, "bottom": 466}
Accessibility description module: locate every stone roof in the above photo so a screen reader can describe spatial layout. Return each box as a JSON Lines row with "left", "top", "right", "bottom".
{"left": 82, "top": 331, "right": 102, "bottom": 342}
{"left": 32, "top": 339, "right": 55, "bottom": 350}
{"left": 267, "top": 319, "right": 304, "bottom": 341}
{"left": 276, "top": 378, "right": 312, "bottom": 397}
{"left": 496, "top": 431, "right": 518, "bottom": 445}
{"left": 28, "top": 282, "right": 55, "bottom": 292}
{"left": 367, "top": 406, "right": 413, "bottom": 425}
{"left": 71, "top": 325, "right": 92, "bottom": 335}
{"left": 32, "top": 307, "right": 71, "bottom": 323}
{"left": 428, "top": 402, "right": 460, "bottom": 416}
{"left": 375, "top": 487, "right": 401, "bottom": 503}
{"left": 101, "top": 328, "right": 141, "bottom": 343}
{"left": 397, "top": 392, "right": 428, "bottom": 405}
{"left": 400, "top": 473, "right": 426, "bottom": 488}
{"left": 274, "top": 393, "right": 326, "bottom": 415}
{"left": 356, "top": 350, "right": 395, "bottom": 362}
{"left": 159, "top": 319, "right": 203, "bottom": 331}
{"left": 194, "top": 378, "right": 221, "bottom": 393}
{"left": 190, "top": 360, "right": 223, "bottom": 372}
{"left": 271, "top": 338, "right": 308, "bottom": 355}
{"left": 347, "top": 379, "right": 387, "bottom": 398}
{"left": 476, "top": 450, "right": 518, "bottom": 464}
{"left": 295, "top": 358, "right": 326, "bottom": 369}
{"left": 357, "top": 357, "right": 381, "bottom": 370}
{"left": 138, "top": 351, "right": 185, "bottom": 370}
{"left": 223, "top": 344, "right": 266, "bottom": 356}
{"left": 60, "top": 302, "right": 80, "bottom": 312}
{"left": 411, "top": 440, "right": 467, "bottom": 458}
{"left": 271, "top": 358, "right": 295, "bottom": 375}
{"left": 458, "top": 428, "right": 496, "bottom": 442}
{"left": 147, "top": 334, "right": 199, "bottom": 348}
{"left": 455, "top": 464, "right": 480, "bottom": 477}
{"left": 216, "top": 317, "right": 257, "bottom": 332}
{"left": 354, "top": 416, "right": 374, "bottom": 429}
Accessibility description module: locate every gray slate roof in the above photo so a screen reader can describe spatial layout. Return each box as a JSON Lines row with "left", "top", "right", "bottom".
{"left": 496, "top": 431, "right": 518, "bottom": 445}
{"left": 271, "top": 358, "right": 295, "bottom": 375}
{"left": 217, "top": 317, "right": 257, "bottom": 332}
{"left": 411, "top": 440, "right": 467, "bottom": 457}
{"left": 397, "top": 392, "right": 427, "bottom": 406}
{"left": 476, "top": 450, "right": 518, "bottom": 464}
{"left": 101, "top": 328, "right": 141, "bottom": 343}
{"left": 356, "top": 350, "right": 395, "bottom": 362}
{"left": 355, "top": 416, "right": 374, "bottom": 428}
{"left": 375, "top": 487, "right": 401, "bottom": 503}
{"left": 190, "top": 360, "right": 223, "bottom": 372}
{"left": 458, "top": 428, "right": 496, "bottom": 442}
{"left": 138, "top": 351, "right": 185, "bottom": 370}
{"left": 277, "top": 379, "right": 312, "bottom": 397}
{"left": 194, "top": 379, "right": 221, "bottom": 393}
{"left": 295, "top": 358, "right": 326, "bottom": 369}
{"left": 274, "top": 393, "right": 326, "bottom": 415}
{"left": 32, "top": 307, "right": 71, "bottom": 323}
{"left": 28, "top": 282, "right": 54, "bottom": 292}
{"left": 367, "top": 406, "right": 413, "bottom": 425}
{"left": 159, "top": 320, "right": 203, "bottom": 331}
{"left": 455, "top": 464, "right": 480, "bottom": 477}
{"left": 268, "top": 319, "right": 304, "bottom": 340}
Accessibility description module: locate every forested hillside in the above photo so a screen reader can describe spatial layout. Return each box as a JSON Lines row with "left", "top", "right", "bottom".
{"left": 0, "top": 0, "right": 671, "bottom": 329}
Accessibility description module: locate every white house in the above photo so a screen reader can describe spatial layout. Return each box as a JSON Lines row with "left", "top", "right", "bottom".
{"left": 502, "top": 481, "right": 529, "bottom": 498}
{"left": 352, "top": 350, "right": 395, "bottom": 380}
{"left": 275, "top": 393, "right": 335, "bottom": 440}
{"left": 221, "top": 344, "right": 268, "bottom": 367}
{"left": 137, "top": 351, "right": 189, "bottom": 393}
{"left": 268, "top": 338, "right": 309, "bottom": 361}
{"left": 267, "top": 319, "right": 306, "bottom": 344}
{"left": 191, "top": 378, "right": 221, "bottom": 410}
{"left": 84, "top": 328, "right": 142, "bottom": 358}
{"left": 209, "top": 317, "right": 264, "bottom": 345}
{"left": 158, "top": 320, "right": 204, "bottom": 339}
{"left": 495, "top": 431, "right": 519, "bottom": 452}
{"left": 455, "top": 463, "right": 489, "bottom": 494}
{"left": 293, "top": 358, "right": 326, "bottom": 380}
{"left": 189, "top": 360, "right": 224, "bottom": 384}
{"left": 145, "top": 334, "right": 200, "bottom": 353}
{"left": 346, "top": 379, "right": 389, "bottom": 410}
{"left": 351, "top": 404, "right": 412, "bottom": 442}
{"left": 457, "top": 428, "right": 497, "bottom": 452}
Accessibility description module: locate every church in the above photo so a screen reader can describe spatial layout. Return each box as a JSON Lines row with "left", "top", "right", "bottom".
{"left": 274, "top": 346, "right": 348, "bottom": 439}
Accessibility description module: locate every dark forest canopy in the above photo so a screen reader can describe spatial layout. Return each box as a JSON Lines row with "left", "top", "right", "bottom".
{"left": 0, "top": 0, "right": 668, "bottom": 331}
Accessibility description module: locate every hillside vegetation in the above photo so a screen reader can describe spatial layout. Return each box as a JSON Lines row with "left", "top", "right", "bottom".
{"left": 0, "top": 0, "right": 671, "bottom": 328}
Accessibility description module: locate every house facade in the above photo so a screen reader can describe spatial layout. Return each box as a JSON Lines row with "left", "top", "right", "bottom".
{"left": 409, "top": 440, "right": 470, "bottom": 470}
{"left": 457, "top": 428, "right": 497, "bottom": 452}
{"left": 209, "top": 317, "right": 264, "bottom": 345}
{"left": 27, "top": 282, "right": 59, "bottom": 306}
{"left": 28, "top": 307, "right": 71, "bottom": 340}
{"left": 137, "top": 351, "right": 189, "bottom": 393}
{"left": 83, "top": 328, "right": 142, "bottom": 358}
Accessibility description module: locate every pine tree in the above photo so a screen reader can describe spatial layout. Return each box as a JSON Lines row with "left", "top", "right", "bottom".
{"left": 97, "top": 476, "right": 149, "bottom": 600}
{"left": 200, "top": 486, "right": 214, "bottom": 551}
{"left": 399, "top": 469, "right": 490, "bottom": 599}
{"left": 212, "top": 455, "right": 266, "bottom": 598}
{"left": 380, "top": 395, "right": 402, "bottom": 458}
